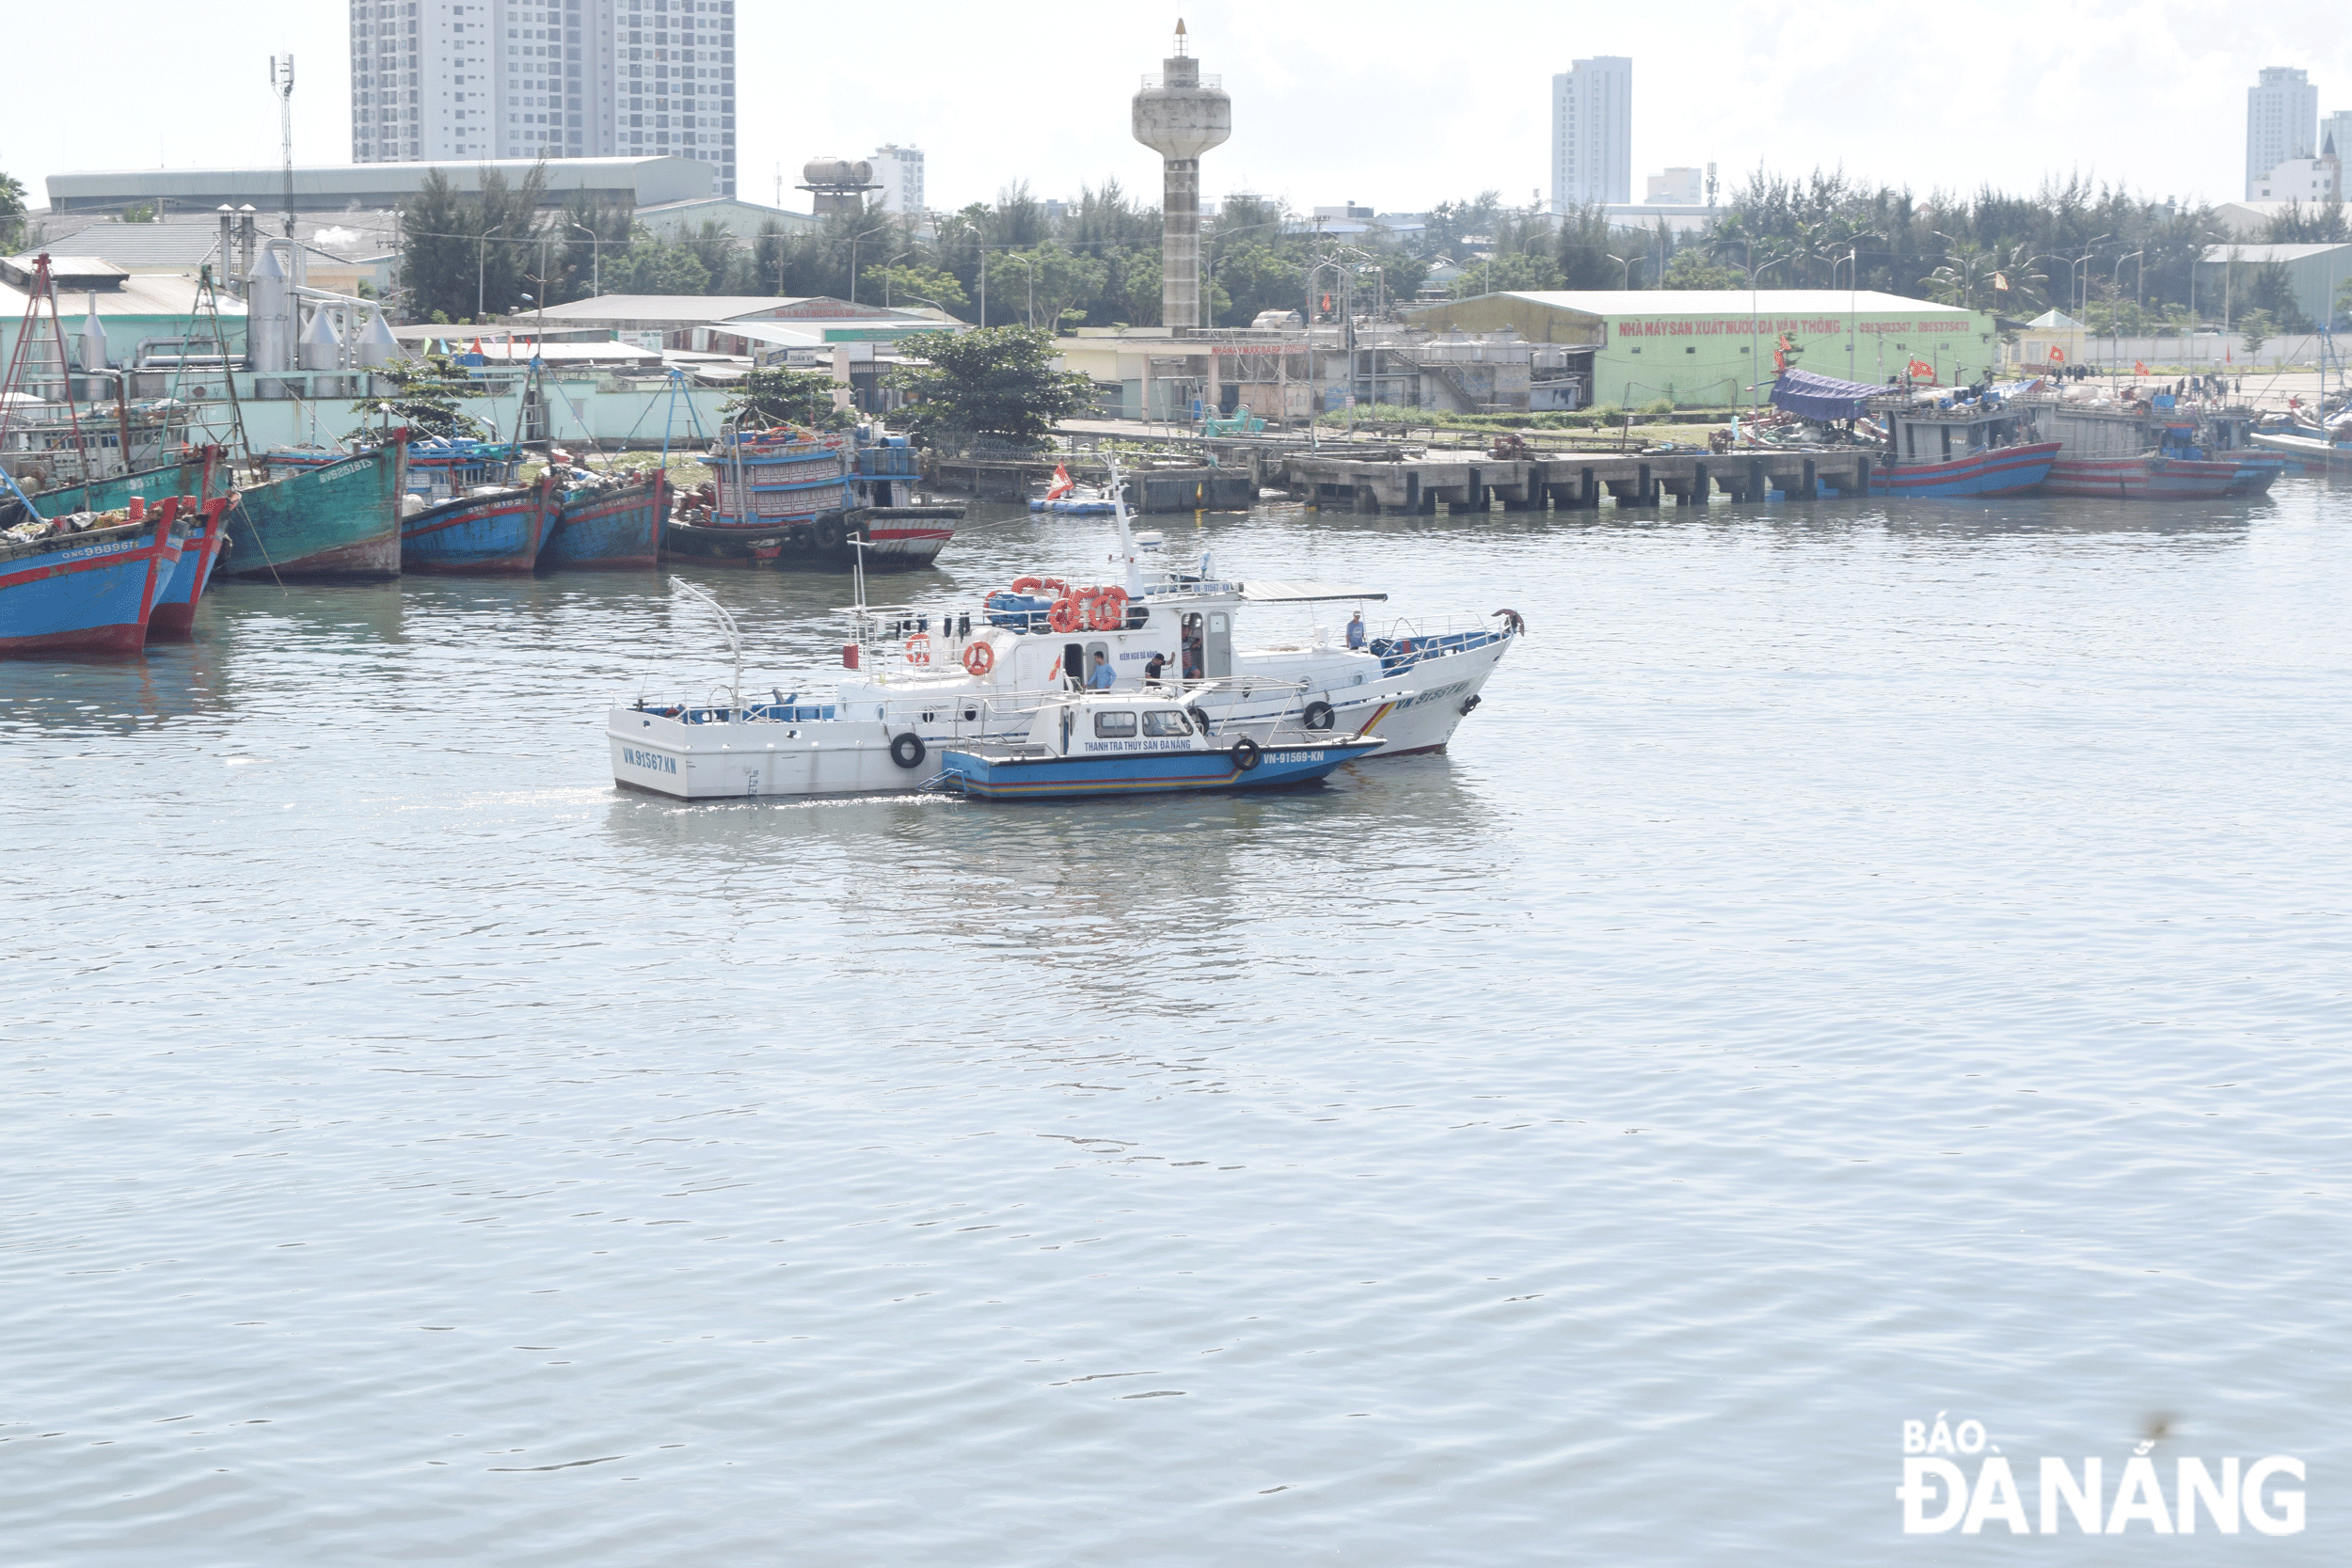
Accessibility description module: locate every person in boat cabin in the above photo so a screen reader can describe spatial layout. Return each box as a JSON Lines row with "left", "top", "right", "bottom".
{"left": 1346, "top": 611, "right": 1367, "bottom": 650}
{"left": 1089, "top": 651, "right": 1118, "bottom": 690}
{"left": 1181, "top": 614, "right": 1203, "bottom": 679}
{"left": 1142, "top": 651, "right": 1168, "bottom": 685}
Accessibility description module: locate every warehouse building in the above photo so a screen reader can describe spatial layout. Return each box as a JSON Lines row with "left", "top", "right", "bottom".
{"left": 1405, "top": 291, "right": 1999, "bottom": 407}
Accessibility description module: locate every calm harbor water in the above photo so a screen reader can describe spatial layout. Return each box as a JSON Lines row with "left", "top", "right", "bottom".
{"left": 4, "top": 481, "right": 2348, "bottom": 1564}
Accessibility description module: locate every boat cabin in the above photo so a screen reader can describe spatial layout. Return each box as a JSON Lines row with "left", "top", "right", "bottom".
{"left": 1874, "top": 388, "right": 2044, "bottom": 468}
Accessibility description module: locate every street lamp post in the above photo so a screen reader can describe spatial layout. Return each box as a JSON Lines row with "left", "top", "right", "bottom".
{"left": 1740, "top": 246, "right": 1787, "bottom": 413}
{"left": 1009, "top": 252, "right": 1038, "bottom": 328}
{"left": 569, "top": 221, "right": 602, "bottom": 298}
{"left": 476, "top": 225, "right": 503, "bottom": 323}
{"left": 879, "top": 250, "right": 910, "bottom": 309}
{"left": 846, "top": 226, "right": 889, "bottom": 305}
{"left": 2115, "top": 248, "right": 2146, "bottom": 373}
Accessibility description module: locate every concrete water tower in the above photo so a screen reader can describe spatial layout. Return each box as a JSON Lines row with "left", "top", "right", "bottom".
{"left": 1132, "top": 20, "right": 1231, "bottom": 330}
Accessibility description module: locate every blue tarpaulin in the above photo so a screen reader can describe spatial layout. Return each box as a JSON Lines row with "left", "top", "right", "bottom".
{"left": 1771, "top": 368, "right": 1882, "bottom": 420}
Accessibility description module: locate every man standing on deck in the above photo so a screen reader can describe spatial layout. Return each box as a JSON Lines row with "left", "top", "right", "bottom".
{"left": 1346, "top": 611, "right": 1367, "bottom": 650}
{"left": 1089, "top": 651, "right": 1118, "bottom": 690}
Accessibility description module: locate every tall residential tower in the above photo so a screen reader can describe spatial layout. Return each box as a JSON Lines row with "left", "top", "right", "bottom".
{"left": 2246, "top": 67, "right": 2318, "bottom": 198}
{"left": 349, "top": 0, "right": 736, "bottom": 196}
{"left": 1551, "top": 56, "right": 1631, "bottom": 212}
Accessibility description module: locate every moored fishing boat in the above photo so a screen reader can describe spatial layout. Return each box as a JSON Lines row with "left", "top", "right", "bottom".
{"left": 543, "top": 466, "right": 667, "bottom": 570}
{"left": 222, "top": 433, "right": 408, "bottom": 580}
{"left": 934, "top": 689, "right": 1384, "bottom": 800}
{"left": 401, "top": 470, "right": 559, "bottom": 574}
{"left": 146, "top": 495, "right": 237, "bottom": 639}
{"left": 0, "top": 499, "right": 186, "bottom": 655}
{"left": 1772, "top": 369, "right": 2058, "bottom": 498}
{"left": 660, "top": 423, "right": 958, "bottom": 573}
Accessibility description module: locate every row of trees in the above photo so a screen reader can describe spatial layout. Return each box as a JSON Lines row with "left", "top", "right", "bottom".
{"left": 388, "top": 160, "right": 2344, "bottom": 334}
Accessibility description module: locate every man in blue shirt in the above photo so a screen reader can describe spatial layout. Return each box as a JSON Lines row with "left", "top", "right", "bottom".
{"left": 1089, "top": 651, "right": 1118, "bottom": 689}
{"left": 1345, "top": 611, "right": 1367, "bottom": 650}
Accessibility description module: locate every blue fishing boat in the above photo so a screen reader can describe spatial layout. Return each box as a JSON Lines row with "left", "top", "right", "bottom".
{"left": 146, "top": 495, "right": 236, "bottom": 640}
{"left": 0, "top": 499, "right": 186, "bottom": 655}
{"left": 542, "top": 467, "right": 667, "bottom": 570}
{"left": 8, "top": 448, "right": 227, "bottom": 531}
{"left": 223, "top": 433, "right": 407, "bottom": 580}
{"left": 401, "top": 470, "right": 558, "bottom": 574}
{"left": 935, "top": 690, "right": 1384, "bottom": 800}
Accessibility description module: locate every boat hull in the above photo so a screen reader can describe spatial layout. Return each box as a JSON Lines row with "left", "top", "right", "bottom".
{"left": 660, "top": 505, "right": 957, "bottom": 572}
{"left": 941, "top": 739, "right": 1382, "bottom": 800}
{"left": 401, "top": 477, "right": 557, "bottom": 574}
{"left": 223, "top": 437, "right": 406, "bottom": 580}
{"left": 0, "top": 514, "right": 184, "bottom": 656}
{"left": 2249, "top": 431, "right": 2352, "bottom": 474}
{"left": 1871, "top": 441, "right": 2059, "bottom": 497}
{"left": 2039, "top": 455, "right": 2238, "bottom": 501}
{"left": 545, "top": 473, "right": 667, "bottom": 570}
{"left": 146, "top": 498, "right": 235, "bottom": 639}
{"left": 2223, "top": 456, "right": 2286, "bottom": 496}
{"left": 15, "top": 450, "right": 224, "bottom": 526}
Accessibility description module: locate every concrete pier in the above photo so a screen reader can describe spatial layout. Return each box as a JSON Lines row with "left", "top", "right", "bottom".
{"left": 1281, "top": 451, "right": 1873, "bottom": 511}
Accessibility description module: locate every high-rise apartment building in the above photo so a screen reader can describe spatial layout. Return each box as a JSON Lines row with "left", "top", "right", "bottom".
{"left": 2324, "top": 109, "right": 2352, "bottom": 161}
{"left": 349, "top": 0, "right": 736, "bottom": 197}
{"left": 1551, "top": 56, "right": 1631, "bottom": 212}
{"left": 2246, "top": 67, "right": 2318, "bottom": 198}
{"left": 872, "top": 145, "right": 925, "bottom": 217}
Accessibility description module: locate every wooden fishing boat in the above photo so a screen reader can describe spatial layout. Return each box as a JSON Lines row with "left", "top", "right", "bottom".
{"left": 0, "top": 503, "right": 186, "bottom": 655}
{"left": 222, "top": 433, "right": 407, "bottom": 580}
{"left": 542, "top": 469, "right": 667, "bottom": 570}
{"left": 146, "top": 495, "right": 236, "bottom": 639}
{"left": 401, "top": 471, "right": 558, "bottom": 574}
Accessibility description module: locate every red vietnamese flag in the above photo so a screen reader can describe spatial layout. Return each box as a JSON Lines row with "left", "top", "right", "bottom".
{"left": 1906, "top": 357, "right": 1935, "bottom": 382}
{"left": 2047, "top": 344, "right": 2065, "bottom": 363}
{"left": 2134, "top": 359, "right": 2149, "bottom": 376}
{"left": 1046, "top": 464, "right": 1074, "bottom": 500}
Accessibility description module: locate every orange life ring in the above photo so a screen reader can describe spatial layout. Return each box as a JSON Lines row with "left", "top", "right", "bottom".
{"left": 1009, "top": 575, "right": 1043, "bottom": 594}
{"left": 961, "top": 641, "right": 994, "bottom": 676}
{"left": 904, "top": 632, "right": 932, "bottom": 666}
{"left": 1089, "top": 586, "right": 1128, "bottom": 631}
{"left": 1041, "top": 578, "right": 1069, "bottom": 594}
{"left": 1048, "top": 595, "right": 1084, "bottom": 634}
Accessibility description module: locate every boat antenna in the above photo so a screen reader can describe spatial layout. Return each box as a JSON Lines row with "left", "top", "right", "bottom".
{"left": 669, "top": 578, "right": 743, "bottom": 713}
{"left": 1104, "top": 452, "right": 1144, "bottom": 595}
{"left": 271, "top": 55, "right": 297, "bottom": 241}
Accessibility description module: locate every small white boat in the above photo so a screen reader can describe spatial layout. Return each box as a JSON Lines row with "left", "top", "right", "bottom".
{"left": 934, "top": 688, "right": 1384, "bottom": 800}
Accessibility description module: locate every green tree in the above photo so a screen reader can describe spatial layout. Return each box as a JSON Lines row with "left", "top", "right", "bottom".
{"left": 395, "top": 163, "right": 551, "bottom": 323}
{"left": 1451, "top": 250, "right": 1563, "bottom": 299}
{"left": 0, "top": 170, "right": 24, "bottom": 250}
{"left": 2235, "top": 308, "right": 2273, "bottom": 359}
{"left": 889, "top": 325, "right": 1092, "bottom": 448}
{"left": 349, "top": 351, "right": 486, "bottom": 439}
{"left": 724, "top": 365, "right": 850, "bottom": 429}
{"left": 554, "top": 190, "right": 633, "bottom": 301}
{"left": 861, "top": 261, "right": 968, "bottom": 312}
{"left": 1660, "top": 251, "right": 1737, "bottom": 290}
{"left": 1554, "top": 202, "right": 1622, "bottom": 289}
{"left": 610, "top": 238, "right": 710, "bottom": 295}
{"left": 986, "top": 242, "right": 1110, "bottom": 330}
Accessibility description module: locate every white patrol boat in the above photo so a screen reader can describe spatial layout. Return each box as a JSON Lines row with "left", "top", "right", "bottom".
{"left": 608, "top": 465, "right": 1521, "bottom": 800}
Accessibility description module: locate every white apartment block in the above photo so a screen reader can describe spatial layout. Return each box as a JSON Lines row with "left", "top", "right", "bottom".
{"left": 2246, "top": 67, "right": 2317, "bottom": 198}
{"left": 349, "top": 0, "right": 737, "bottom": 197}
{"left": 2325, "top": 110, "right": 2352, "bottom": 160}
{"left": 873, "top": 145, "right": 925, "bottom": 217}
{"left": 1551, "top": 56, "right": 1631, "bottom": 211}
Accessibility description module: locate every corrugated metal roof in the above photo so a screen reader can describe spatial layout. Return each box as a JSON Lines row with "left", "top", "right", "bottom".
{"left": 1478, "top": 290, "right": 1976, "bottom": 316}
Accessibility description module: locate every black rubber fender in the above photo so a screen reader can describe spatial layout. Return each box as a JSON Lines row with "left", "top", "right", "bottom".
{"left": 1302, "top": 700, "right": 1335, "bottom": 732}
{"left": 815, "top": 515, "right": 845, "bottom": 551}
{"left": 1230, "top": 736, "right": 1262, "bottom": 772}
{"left": 889, "top": 731, "right": 927, "bottom": 769}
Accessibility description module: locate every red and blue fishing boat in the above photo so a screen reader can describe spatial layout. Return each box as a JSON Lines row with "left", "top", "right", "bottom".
{"left": 0, "top": 497, "right": 187, "bottom": 655}
{"left": 146, "top": 495, "right": 237, "bottom": 640}
{"left": 542, "top": 467, "right": 667, "bottom": 569}
{"left": 222, "top": 432, "right": 408, "bottom": 580}
{"left": 1772, "top": 370, "right": 2058, "bottom": 499}
{"left": 401, "top": 470, "right": 558, "bottom": 574}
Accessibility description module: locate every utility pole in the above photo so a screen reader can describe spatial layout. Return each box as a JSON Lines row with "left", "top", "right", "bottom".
{"left": 271, "top": 55, "right": 296, "bottom": 241}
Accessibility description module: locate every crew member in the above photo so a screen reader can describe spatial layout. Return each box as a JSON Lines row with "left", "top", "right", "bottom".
{"left": 1089, "top": 651, "right": 1118, "bottom": 690}
{"left": 1346, "top": 611, "right": 1367, "bottom": 650}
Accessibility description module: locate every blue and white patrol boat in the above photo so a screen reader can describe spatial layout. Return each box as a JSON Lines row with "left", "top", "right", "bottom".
{"left": 932, "top": 689, "right": 1383, "bottom": 800}
{"left": 608, "top": 462, "right": 1519, "bottom": 800}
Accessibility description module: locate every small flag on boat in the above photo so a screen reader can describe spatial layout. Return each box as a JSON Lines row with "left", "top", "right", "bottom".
{"left": 2134, "top": 359, "right": 2149, "bottom": 376}
{"left": 1046, "top": 464, "right": 1074, "bottom": 500}
{"left": 1907, "top": 357, "right": 1935, "bottom": 382}
{"left": 1994, "top": 272, "right": 2010, "bottom": 292}
{"left": 2047, "top": 344, "right": 2065, "bottom": 363}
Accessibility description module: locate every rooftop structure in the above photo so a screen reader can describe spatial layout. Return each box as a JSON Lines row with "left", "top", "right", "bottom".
{"left": 349, "top": 1, "right": 737, "bottom": 196}
{"left": 45, "top": 157, "right": 712, "bottom": 216}
{"left": 2196, "top": 241, "right": 2352, "bottom": 329}
{"left": 1132, "top": 20, "right": 1232, "bottom": 330}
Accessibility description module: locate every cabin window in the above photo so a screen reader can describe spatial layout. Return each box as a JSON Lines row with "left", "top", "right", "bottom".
{"left": 1093, "top": 711, "right": 1138, "bottom": 738}
{"left": 1141, "top": 709, "right": 1192, "bottom": 737}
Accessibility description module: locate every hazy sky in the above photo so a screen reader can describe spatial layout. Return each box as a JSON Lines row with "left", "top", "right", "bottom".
{"left": 6, "top": 2, "right": 2347, "bottom": 216}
